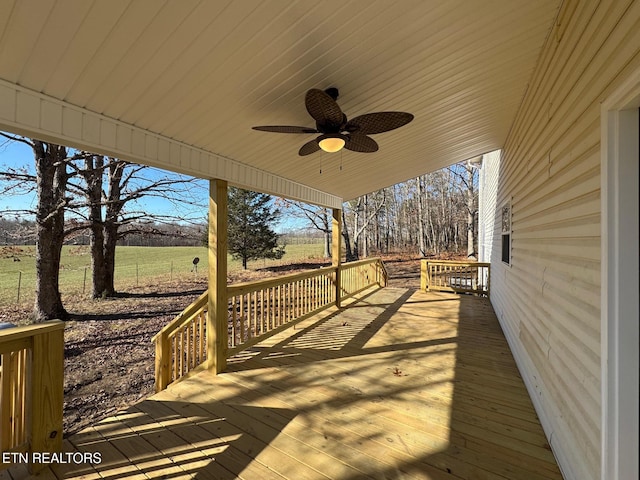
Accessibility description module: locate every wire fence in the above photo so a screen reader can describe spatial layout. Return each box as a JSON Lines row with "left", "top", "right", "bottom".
{"left": 0, "top": 243, "right": 326, "bottom": 307}
{"left": 1, "top": 261, "right": 205, "bottom": 307}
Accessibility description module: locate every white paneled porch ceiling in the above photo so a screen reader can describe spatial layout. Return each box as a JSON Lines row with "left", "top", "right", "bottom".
{"left": 0, "top": 0, "right": 560, "bottom": 204}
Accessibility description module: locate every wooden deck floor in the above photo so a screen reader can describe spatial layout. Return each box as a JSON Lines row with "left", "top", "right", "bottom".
{"left": 3, "top": 287, "right": 563, "bottom": 479}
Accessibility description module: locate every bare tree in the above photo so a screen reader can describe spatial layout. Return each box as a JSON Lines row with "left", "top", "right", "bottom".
{"left": 2, "top": 134, "right": 205, "bottom": 301}
{"left": 448, "top": 161, "right": 479, "bottom": 258}
{"left": 68, "top": 156, "right": 204, "bottom": 297}
{"left": 416, "top": 176, "right": 427, "bottom": 257}
{"left": 33, "top": 141, "right": 73, "bottom": 320}
{"left": 77, "top": 154, "right": 107, "bottom": 296}
{"left": 339, "top": 160, "right": 478, "bottom": 259}
{"left": 1, "top": 134, "right": 88, "bottom": 320}
{"left": 278, "top": 200, "right": 331, "bottom": 258}
{"left": 342, "top": 192, "right": 385, "bottom": 260}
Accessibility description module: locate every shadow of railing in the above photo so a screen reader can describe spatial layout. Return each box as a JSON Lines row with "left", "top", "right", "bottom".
{"left": 60, "top": 401, "right": 298, "bottom": 479}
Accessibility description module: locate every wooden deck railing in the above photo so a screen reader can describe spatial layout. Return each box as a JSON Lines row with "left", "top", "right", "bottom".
{"left": 152, "top": 292, "right": 208, "bottom": 392}
{"left": 421, "top": 260, "right": 490, "bottom": 296}
{"left": 154, "top": 258, "right": 387, "bottom": 391}
{"left": 341, "top": 257, "right": 388, "bottom": 297}
{"left": 226, "top": 265, "right": 338, "bottom": 355}
{"left": 0, "top": 321, "right": 64, "bottom": 473}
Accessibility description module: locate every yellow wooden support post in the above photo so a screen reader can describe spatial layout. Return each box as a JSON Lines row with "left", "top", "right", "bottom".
{"left": 420, "top": 260, "right": 428, "bottom": 291}
{"left": 332, "top": 208, "right": 342, "bottom": 308}
{"left": 29, "top": 321, "right": 64, "bottom": 474}
{"left": 154, "top": 333, "right": 170, "bottom": 392}
{"left": 208, "top": 179, "right": 228, "bottom": 374}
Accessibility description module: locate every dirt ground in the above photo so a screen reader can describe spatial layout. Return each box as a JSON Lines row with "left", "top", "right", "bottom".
{"left": 1, "top": 255, "right": 423, "bottom": 437}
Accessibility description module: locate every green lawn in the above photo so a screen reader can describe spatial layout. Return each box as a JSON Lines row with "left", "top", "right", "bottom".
{"left": 0, "top": 243, "right": 324, "bottom": 307}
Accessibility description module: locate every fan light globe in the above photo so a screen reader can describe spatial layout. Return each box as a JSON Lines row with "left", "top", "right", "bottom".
{"left": 318, "top": 136, "right": 345, "bottom": 153}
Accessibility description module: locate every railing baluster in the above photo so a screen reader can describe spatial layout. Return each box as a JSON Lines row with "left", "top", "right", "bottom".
{"left": 293, "top": 280, "right": 298, "bottom": 318}
{"left": 172, "top": 335, "right": 178, "bottom": 381}
{"left": 199, "top": 311, "right": 205, "bottom": 365}
{"left": 285, "top": 283, "right": 290, "bottom": 323}
{"left": 186, "top": 322, "right": 192, "bottom": 371}
{"left": 252, "top": 291, "right": 257, "bottom": 336}
{"left": 262, "top": 289, "right": 266, "bottom": 333}
{"left": 179, "top": 328, "right": 185, "bottom": 377}
{"left": 239, "top": 294, "right": 245, "bottom": 343}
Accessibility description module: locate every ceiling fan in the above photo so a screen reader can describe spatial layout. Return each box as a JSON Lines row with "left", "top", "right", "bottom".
{"left": 252, "top": 88, "right": 414, "bottom": 156}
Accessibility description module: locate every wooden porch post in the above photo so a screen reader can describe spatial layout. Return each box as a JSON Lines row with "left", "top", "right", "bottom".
{"left": 208, "top": 179, "right": 228, "bottom": 374}
{"left": 29, "top": 322, "right": 64, "bottom": 474}
{"left": 332, "top": 208, "right": 342, "bottom": 308}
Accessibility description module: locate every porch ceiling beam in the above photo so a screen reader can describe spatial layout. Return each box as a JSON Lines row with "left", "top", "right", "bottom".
{"left": 0, "top": 79, "right": 342, "bottom": 209}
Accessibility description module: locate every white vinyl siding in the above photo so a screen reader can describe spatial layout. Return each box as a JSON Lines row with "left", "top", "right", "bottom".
{"left": 478, "top": 150, "right": 500, "bottom": 264}
{"left": 486, "top": 1, "right": 640, "bottom": 480}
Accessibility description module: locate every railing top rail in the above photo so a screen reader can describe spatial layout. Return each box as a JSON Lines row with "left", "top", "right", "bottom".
{"left": 227, "top": 265, "right": 337, "bottom": 296}
{"left": 422, "top": 259, "right": 491, "bottom": 267}
{"left": 0, "top": 320, "right": 65, "bottom": 345}
{"left": 340, "top": 257, "right": 384, "bottom": 268}
{"left": 152, "top": 291, "right": 207, "bottom": 341}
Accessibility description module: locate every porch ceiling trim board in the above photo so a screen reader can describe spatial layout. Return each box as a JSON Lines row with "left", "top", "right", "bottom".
{"left": 0, "top": 79, "right": 342, "bottom": 209}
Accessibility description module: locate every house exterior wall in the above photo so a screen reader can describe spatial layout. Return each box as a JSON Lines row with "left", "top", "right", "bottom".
{"left": 484, "top": 2, "right": 640, "bottom": 480}
{"left": 478, "top": 150, "right": 500, "bottom": 263}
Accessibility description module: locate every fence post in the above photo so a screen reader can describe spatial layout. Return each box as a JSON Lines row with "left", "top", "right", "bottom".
{"left": 16, "top": 271, "right": 22, "bottom": 302}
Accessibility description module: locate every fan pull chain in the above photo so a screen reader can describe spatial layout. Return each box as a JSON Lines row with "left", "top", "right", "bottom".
{"left": 340, "top": 150, "right": 343, "bottom": 170}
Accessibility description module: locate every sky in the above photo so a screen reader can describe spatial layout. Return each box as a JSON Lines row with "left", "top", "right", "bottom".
{"left": 0, "top": 132, "right": 306, "bottom": 232}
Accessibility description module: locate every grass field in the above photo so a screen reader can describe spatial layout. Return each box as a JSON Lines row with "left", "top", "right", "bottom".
{"left": 0, "top": 243, "right": 325, "bottom": 307}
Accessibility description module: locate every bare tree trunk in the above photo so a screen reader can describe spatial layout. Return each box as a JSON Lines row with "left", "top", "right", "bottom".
{"left": 466, "top": 163, "right": 477, "bottom": 258}
{"left": 33, "top": 142, "right": 69, "bottom": 321}
{"left": 103, "top": 222, "right": 118, "bottom": 295}
{"left": 384, "top": 193, "right": 391, "bottom": 253}
{"left": 324, "top": 230, "right": 331, "bottom": 259}
{"left": 341, "top": 209, "right": 356, "bottom": 261}
{"left": 416, "top": 176, "right": 426, "bottom": 257}
{"left": 103, "top": 159, "right": 126, "bottom": 296}
{"left": 351, "top": 193, "right": 385, "bottom": 259}
{"left": 322, "top": 209, "right": 330, "bottom": 258}
{"left": 81, "top": 155, "right": 108, "bottom": 297}
{"left": 362, "top": 194, "right": 369, "bottom": 258}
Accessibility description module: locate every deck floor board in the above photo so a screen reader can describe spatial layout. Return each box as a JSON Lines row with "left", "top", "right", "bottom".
{"left": 5, "top": 287, "right": 564, "bottom": 479}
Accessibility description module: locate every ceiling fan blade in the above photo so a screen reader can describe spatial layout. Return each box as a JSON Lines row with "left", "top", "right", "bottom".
{"left": 345, "top": 112, "right": 414, "bottom": 135}
{"left": 298, "top": 139, "right": 321, "bottom": 156}
{"left": 345, "top": 135, "right": 378, "bottom": 153}
{"left": 305, "top": 89, "right": 344, "bottom": 129}
{"left": 252, "top": 125, "right": 318, "bottom": 134}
